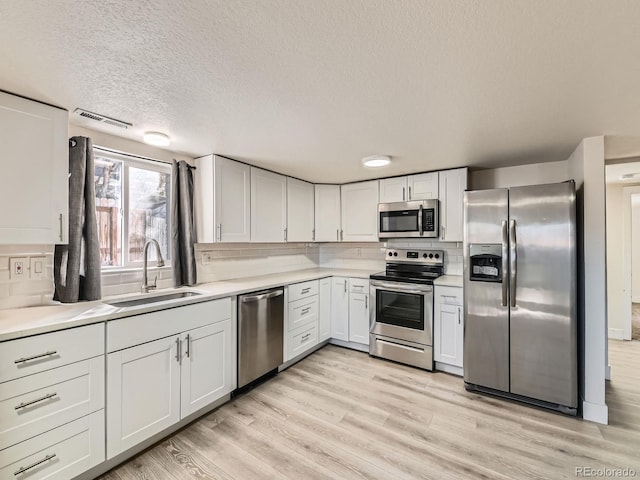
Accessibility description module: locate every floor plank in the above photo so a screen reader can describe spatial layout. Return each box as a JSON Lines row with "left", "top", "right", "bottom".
{"left": 100, "top": 340, "right": 640, "bottom": 479}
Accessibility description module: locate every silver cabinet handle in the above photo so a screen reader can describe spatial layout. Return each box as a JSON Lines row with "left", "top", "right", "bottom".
{"left": 284, "top": 227, "right": 288, "bottom": 242}
{"left": 501, "top": 220, "right": 508, "bottom": 307}
{"left": 337, "top": 229, "right": 339, "bottom": 241}
{"left": 441, "top": 225, "right": 445, "bottom": 241}
{"left": 402, "top": 186, "right": 406, "bottom": 201}
{"left": 408, "top": 186, "right": 412, "bottom": 200}
{"left": 312, "top": 229, "right": 315, "bottom": 241}
{"left": 340, "top": 229, "right": 344, "bottom": 241}
{"left": 301, "top": 333, "right": 311, "bottom": 341}
{"left": 509, "top": 219, "right": 517, "bottom": 308}
{"left": 175, "top": 337, "right": 181, "bottom": 362}
{"left": 15, "top": 351, "right": 57, "bottom": 364}
{"left": 365, "top": 296, "right": 368, "bottom": 309}
{"left": 15, "top": 392, "right": 57, "bottom": 410}
{"left": 344, "top": 281, "right": 347, "bottom": 293}
{"left": 301, "top": 307, "right": 311, "bottom": 315}
{"left": 216, "top": 224, "right": 221, "bottom": 242}
{"left": 300, "top": 287, "right": 311, "bottom": 294}
{"left": 241, "top": 289, "right": 284, "bottom": 302}
{"left": 353, "top": 285, "right": 364, "bottom": 290}
{"left": 14, "top": 454, "right": 56, "bottom": 476}
{"left": 185, "top": 334, "right": 191, "bottom": 358}
{"left": 458, "top": 307, "right": 461, "bottom": 325}
{"left": 58, "top": 213, "right": 63, "bottom": 242}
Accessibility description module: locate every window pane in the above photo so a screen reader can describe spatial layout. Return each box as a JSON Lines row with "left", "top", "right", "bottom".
{"left": 128, "top": 167, "right": 170, "bottom": 263}
{"left": 94, "top": 157, "right": 123, "bottom": 267}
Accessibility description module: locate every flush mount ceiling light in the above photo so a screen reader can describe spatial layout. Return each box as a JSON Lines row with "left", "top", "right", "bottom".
{"left": 621, "top": 172, "right": 640, "bottom": 180}
{"left": 362, "top": 155, "right": 391, "bottom": 168}
{"left": 143, "top": 131, "right": 171, "bottom": 147}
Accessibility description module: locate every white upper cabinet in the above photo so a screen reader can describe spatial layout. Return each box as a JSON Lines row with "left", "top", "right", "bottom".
{"left": 438, "top": 167, "right": 468, "bottom": 242}
{"left": 379, "top": 177, "right": 408, "bottom": 203}
{"left": 408, "top": 172, "right": 439, "bottom": 200}
{"left": 340, "top": 181, "right": 379, "bottom": 242}
{"left": 195, "top": 155, "right": 251, "bottom": 243}
{"left": 286, "top": 177, "right": 314, "bottom": 242}
{"left": 0, "top": 91, "right": 68, "bottom": 244}
{"left": 314, "top": 185, "right": 341, "bottom": 242}
{"left": 251, "top": 167, "right": 287, "bottom": 242}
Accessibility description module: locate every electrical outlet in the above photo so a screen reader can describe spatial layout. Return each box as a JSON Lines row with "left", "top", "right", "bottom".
{"left": 356, "top": 248, "right": 362, "bottom": 257}
{"left": 9, "top": 257, "right": 28, "bottom": 280}
{"left": 202, "top": 251, "right": 214, "bottom": 265}
{"left": 30, "top": 257, "right": 46, "bottom": 279}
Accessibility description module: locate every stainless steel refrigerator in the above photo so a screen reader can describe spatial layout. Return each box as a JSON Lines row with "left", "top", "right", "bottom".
{"left": 463, "top": 181, "right": 577, "bottom": 415}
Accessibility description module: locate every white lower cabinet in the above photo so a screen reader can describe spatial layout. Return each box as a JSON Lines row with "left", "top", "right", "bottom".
{"left": 434, "top": 285, "right": 464, "bottom": 372}
{"left": 106, "top": 299, "right": 233, "bottom": 459}
{"left": 318, "top": 277, "right": 331, "bottom": 342}
{"left": 285, "top": 280, "right": 321, "bottom": 361}
{"left": 331, "top": 277, "right": 370, "bottom": 346}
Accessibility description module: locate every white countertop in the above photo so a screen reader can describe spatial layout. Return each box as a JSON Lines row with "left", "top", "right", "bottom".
{"left": 433, "top": 275, "right": 463, "bottom": 288}
{"left": 0, "top": 268, "right": 375, "bottom": 342}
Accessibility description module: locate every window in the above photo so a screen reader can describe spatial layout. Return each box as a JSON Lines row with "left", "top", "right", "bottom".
{"left": 94, "top": 149, "right": 171, "bottom": 268}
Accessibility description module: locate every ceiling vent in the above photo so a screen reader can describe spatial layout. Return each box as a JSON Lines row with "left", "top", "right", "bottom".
{"left": 73, "top": 108, "right": 132, "bottom": 129}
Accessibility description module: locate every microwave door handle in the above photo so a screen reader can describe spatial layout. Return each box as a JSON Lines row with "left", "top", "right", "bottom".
{"left": 418, "top": 204, "right": 423, "bottom": 236}
{"left": 501, "top": 220, "right": 508, "bottom": 307}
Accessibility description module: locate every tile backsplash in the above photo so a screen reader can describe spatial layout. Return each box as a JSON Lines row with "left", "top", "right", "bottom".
{"left": 0, "top": 245, "right": 55, "bottom": 309}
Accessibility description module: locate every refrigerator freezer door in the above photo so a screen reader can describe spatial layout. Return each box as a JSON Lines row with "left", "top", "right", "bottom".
{"left": 508, "top": 182, "right": 577, "bottom": 408}
{"left": 463, "top": 189, "right": 510, "bottom": 392}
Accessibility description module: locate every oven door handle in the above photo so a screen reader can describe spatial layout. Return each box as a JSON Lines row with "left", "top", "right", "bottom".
{"left": 371, "top": 281, "right": 433, "bottom": 294}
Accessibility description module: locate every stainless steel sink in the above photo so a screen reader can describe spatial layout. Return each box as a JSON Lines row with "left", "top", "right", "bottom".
{"left": 105, "top": 291, "right": 201, "bottom": 308}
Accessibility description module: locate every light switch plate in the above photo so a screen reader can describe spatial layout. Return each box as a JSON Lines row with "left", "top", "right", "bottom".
{"left": 9, "top": 257, "right": 29, "bottom": 280}
{"left": 30, "top": 257, "right": 46, "bottom": 279}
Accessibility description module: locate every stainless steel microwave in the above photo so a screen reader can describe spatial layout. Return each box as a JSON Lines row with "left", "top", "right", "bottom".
{"left": 378, "top": 200, "right": 439, "bottom": 238}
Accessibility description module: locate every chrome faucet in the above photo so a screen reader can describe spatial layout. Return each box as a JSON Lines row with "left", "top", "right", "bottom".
{"left": 141, "top": 239, "right": 165, "bottom": 293}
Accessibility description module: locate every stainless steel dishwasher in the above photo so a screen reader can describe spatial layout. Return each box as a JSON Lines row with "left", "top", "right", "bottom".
{"left": 237, "top": 287, "right": 284, "bottom": 389}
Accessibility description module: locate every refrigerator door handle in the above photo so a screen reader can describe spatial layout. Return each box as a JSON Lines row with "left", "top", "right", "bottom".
{"left": 501, "top": 220, "right": 508, "bottom": 307}
{"left": 509, "top": 219, "right": 517, "bottom": 308}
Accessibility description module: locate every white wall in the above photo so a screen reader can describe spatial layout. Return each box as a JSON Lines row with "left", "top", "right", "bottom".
{"left": 469, "top": 160, "right": 569, "bottom": 190}
{"left": 633, "top": 195, "right": 640, "bottom": 302}
{"left": 568, "top": 136, "right": 608, "bottom": 425}
{"left": 606, "top": 183, "right": 625, "bottom": 338}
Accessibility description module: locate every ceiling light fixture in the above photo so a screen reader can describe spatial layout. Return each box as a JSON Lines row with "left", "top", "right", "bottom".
{"left": 362, "top": 155, "right": 391, "bottom": 168}
{"left": 620, "top": 172, "right": 640, "bottom": 180}
{"left": 143, "top": 131, "right": 171, "bottom": 147}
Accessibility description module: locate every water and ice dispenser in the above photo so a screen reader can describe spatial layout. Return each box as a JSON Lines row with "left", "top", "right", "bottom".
{"left": 468, "top": 244, "right": 503, "bottom": 283}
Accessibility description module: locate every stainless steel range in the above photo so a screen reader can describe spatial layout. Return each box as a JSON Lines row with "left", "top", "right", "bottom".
{"left": 369, "top": 248, "right": 444, "bottom": 370}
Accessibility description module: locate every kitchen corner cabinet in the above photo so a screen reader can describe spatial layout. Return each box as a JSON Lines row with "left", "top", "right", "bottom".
{"left": 318, "top": 277, "right": 331, "bottom": 341}
{"left": 0, "top": 91, "right": 68, "bottom": 244}
{"left": 340, "top": 181, "right": 379, "bottom": 242}
{"left": 330, "top": 277, "right": 349, "bottom": 341}
{"left": 314, "top": 185, "right": 341, "bottom": 241}
{"left": 438, "top": 167, "right": 468, "bottom": 242}
{"left": 251, "top": 167, "right": 287, "bottom": 242}
{"left": 287, "top": 177, "right": 314, "bottom": 242}
{"left": 106, "top": 299, "right": 233, "bottom": 458}
{"left": 195, "top": 155, "right": 251, "bottom": 243}
{"left": 434, "top": 286, "right": 464, "bottom": 371}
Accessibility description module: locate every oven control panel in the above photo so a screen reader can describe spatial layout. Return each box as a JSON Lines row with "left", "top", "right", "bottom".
{"left": 385, "top": 249, "right": 444, "bottom": 265}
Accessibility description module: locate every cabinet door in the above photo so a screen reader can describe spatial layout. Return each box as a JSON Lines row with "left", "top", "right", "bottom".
{"left": 216, "top": 157, "right": 251, "bottom": 242}
{"left": 314, "top": 185, "right": 341, "bottom": 241}
{"left": 318, "top": 277, "right": 331, "bottom": 341}
{"left": 340, "top": 181, "right": 379, "bottom": 242}
{"left": 181, "top": 320, "right": 232, "bottom": 418}
{"left": 251, "top": 167, "right": 287, "bottom": 242}
{"left": 330, "top": 277, "right": 349, "bottom": 341}
{"left": 0, "top": 91, "right": 68, "bottom": 244}
{"left": 348, "top": 291, "right": 370, "bottom": 345}
{"left": 438, "top": 167, "right": 468, "bottom": 242}
{"left": 106, "top": 336, "right": 181, "bottom": 459}
{"left": 434, "top": 302, "right": 464, "bottom": 368}
{"left": 287, "top": 177, "right": 314, "bottom": 242}
{"left": 408, "top": 172, "right": 438, "bottom": 200}
{"left": 379, "top": 177, "right": 408, "bottom": 203}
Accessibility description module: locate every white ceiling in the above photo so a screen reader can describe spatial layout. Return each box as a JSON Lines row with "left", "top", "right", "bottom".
{"left": 1, "top": 1, "right": 640, "bottom": 183}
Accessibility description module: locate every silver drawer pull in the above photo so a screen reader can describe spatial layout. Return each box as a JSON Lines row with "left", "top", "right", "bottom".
{"left": 300, "top": 288, "right": 311, "bottom": 294}
{"left": 14, "top": 453, "right": 56, "bottom": 476}
{"left": 301, "top": 333, "right": 311, "bottom": 341}
{"left": 15, "top": 392, "right": 58, "bottom": 410}
{"left": 353, "top": 285, "right": 364, "bottom": 289}
{"left": 14, "top": 351, "right": 58, "bottom": 364}
{"left": 301, "top": 307, "right": 311, "bottom": 315}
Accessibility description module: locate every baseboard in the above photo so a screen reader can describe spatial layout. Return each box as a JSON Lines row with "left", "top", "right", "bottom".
{"left": 582, "top": 398, "right": 608, "bottom": 425}
{"left": 608, "top": 328, "right": 625, "bottom": 340}
{"left": 435, "top": 361, "right": 463, "bottom": 377}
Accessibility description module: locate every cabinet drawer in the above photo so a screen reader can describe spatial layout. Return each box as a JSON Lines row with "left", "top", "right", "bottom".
{"left": 349, "top": 278, "right": 369, "bottom": 294}
{"left": 288, "top": 280, "right": 319, "bottom": 302}
{"left": 0, "top": 323, "right": 104, "bottom": 384}
{"left": 287, "top": 296, "right": 318, "bottom": 331}
{"left": 0, "top": 356, "right": 104, "bottom": 450}
{"left": 436, "top": 286, "right": 462, "bottom": 306}
{"left": 107, "top": 297, "right": 231, "bottom": 352}
{"left": 0, "top": 409, "right": 104, "bottom": 480}
{"left": 287, "top": 324, "right": 318, "bottom": 360}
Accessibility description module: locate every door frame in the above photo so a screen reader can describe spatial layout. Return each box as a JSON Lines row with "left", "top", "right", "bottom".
{"left": 622, "top": 185, "right": 640, "bottom": 340}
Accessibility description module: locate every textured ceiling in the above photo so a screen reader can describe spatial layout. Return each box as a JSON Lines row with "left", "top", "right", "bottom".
{"left": 1, "top": 1, "right": 640, "bottom": 183}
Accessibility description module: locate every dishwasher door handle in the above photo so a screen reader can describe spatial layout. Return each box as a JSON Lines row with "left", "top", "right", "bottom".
{"left": 241, "top": 289, "right": 284, "bottom": 303}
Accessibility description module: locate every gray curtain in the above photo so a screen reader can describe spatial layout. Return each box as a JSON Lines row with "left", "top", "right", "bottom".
{"left": 171, "top": 160, "right": 197, "bottom": 286}
{"left": 53, "top": 137, "right": 101, "bottom": 302}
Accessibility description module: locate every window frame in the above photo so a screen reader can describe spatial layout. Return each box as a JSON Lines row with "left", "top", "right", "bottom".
{"left": 93, "top": 147, "right": 172, "bottom": 271}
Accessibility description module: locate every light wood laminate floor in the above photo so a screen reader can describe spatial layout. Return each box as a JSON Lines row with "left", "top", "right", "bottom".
{"left": 101, "top": 341, "right": 640, "bottom": 480}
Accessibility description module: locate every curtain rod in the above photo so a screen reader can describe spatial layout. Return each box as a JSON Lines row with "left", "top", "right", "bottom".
{"left": 90, "top": 145, "right": 195, "bottom": 169}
